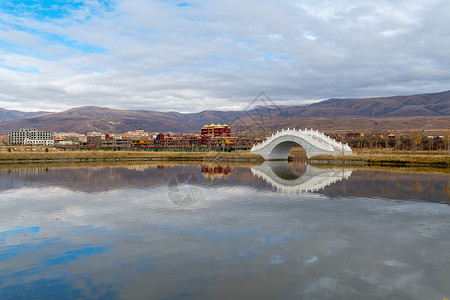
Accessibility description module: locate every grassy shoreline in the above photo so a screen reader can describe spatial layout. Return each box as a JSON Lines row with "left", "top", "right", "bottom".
{"left": 1, "top": 147, "right": 448, "bottom": 169}
{"left": 0, "top": 150, "right": 264, "bottom": 164}
{"left": 309, "top": 153, "right": 450, "bottom": 169}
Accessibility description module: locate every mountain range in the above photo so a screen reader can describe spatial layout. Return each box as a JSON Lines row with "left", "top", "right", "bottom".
{"left": 0, "top": 108, "right": 48, "bottom": 123}
{"left": 0, "top": 90, "right": 449, "bottom": 133}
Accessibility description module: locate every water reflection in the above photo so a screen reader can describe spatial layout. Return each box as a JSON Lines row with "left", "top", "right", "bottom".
{"left": 0, "top": 161, "right": 449, "bottom": 299}
{"left": 0, "top": 161, "right": 448, "bottom": 203}
{"left": 167, "top": 172, "right": 203, "bottom": 207}
{"left": 251, "top": 161, "right": 352, "bottom": 194}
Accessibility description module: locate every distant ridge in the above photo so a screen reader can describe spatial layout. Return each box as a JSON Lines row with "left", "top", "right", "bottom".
{"left": 0, "top": 90, "right": 449, "bottom": 133}
{"left": 278, "top": 90, "right": 450, "bottom": 118}
{"left": 0, "top": 108, "right": 49, "bottom": 122}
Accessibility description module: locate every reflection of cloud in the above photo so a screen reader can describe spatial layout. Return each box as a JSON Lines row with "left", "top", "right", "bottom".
{"left": 167, "top": 173, "right": 202, "bottom": 207}
{"left": 251, "top": 161, "right": 352, "bottom": 194}
{"left": 1, "top": 171, "right": 450, "bottom": 299}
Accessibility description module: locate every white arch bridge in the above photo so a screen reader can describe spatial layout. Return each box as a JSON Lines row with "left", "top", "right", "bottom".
{"left": 251, "top": 128, "right": 352, "bottom": 160}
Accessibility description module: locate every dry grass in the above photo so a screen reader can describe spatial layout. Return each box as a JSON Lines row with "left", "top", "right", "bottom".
{"left": 310, "top": 153, "right": 450, "bottom": 169}
{"left": 356, "top": 148, "right": 449, "bottom": 156}
{"left": 0, "top": 148, "right": 264, "bottom": 164}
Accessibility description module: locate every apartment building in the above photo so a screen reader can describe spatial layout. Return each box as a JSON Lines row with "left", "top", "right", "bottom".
{"left": 8, "top": 128, "right": 54, "bottom": 146}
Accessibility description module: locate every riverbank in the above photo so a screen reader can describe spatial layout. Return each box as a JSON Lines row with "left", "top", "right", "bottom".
{"left": 309, "top": 153, "right": 450, "bottom": 169}
{"left": 0, "top": 150, "right": 264, "bottom": 164}
{"left": 1, "top": 147, "right": 448, "bottom": 168}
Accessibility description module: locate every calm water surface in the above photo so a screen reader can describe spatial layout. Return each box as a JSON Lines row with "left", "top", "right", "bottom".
{"left": 0, "top": 156, "right": 449, "bottom": 299}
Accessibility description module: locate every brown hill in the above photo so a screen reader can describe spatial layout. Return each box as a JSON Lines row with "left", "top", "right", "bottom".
{"left": 0, "top": 108, "right": 48, "bottom": 122}
{"left": 0, "top": 90, "right": 449, "bottom": 133}
{"left": 279, "top": 90, "right": 450, "bottom": 118}
{"left": 231, "top": 115, "right": 450, "bottom": 132}
{"left": 0, "top": 106, "right": 249, "bottom": 133}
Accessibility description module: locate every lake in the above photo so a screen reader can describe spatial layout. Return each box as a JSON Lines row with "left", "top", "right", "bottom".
{"left": 0, "top": 156, "right": 449, "bottom": 299}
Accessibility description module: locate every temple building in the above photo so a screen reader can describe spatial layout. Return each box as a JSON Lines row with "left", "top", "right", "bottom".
{"left": 201, "top": 124, "right": 231, "bottom": 137}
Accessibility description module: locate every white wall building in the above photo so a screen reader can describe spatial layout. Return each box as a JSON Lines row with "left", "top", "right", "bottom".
{"left": 8, "top": 128, "right": 55, "bottom": 146}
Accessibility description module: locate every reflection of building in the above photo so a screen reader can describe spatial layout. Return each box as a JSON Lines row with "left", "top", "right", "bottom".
{"left": 201, "top": 124, "right": 231, "bottom": 137}
{"left": 201, "top": 165, "right": 232, "bottom": 179}
{"left": 8, "top": 128, "right": 54, "bottom": 146}
{"left": 125, "top": 165, "right": 152, "bottom": 171}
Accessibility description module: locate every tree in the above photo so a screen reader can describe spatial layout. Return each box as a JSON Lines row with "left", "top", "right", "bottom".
{"left": 413, "top": 134, "right": 422, "bottom": 153}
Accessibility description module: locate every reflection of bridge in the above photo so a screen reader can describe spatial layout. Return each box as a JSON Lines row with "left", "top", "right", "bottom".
{"left": 251, "top": 161, "right": 352, "bottom": 194}
{"left": 251, "top": 128, "right": 352, "bottom": 159}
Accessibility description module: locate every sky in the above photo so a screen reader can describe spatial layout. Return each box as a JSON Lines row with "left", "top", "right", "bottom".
{"left": 0, "top": 0, "right": 449, "bottom": 112}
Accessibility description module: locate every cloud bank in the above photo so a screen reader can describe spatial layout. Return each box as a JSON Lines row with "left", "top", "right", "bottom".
{"left": 1, "top": 0, "right": 449, "bottom": 112}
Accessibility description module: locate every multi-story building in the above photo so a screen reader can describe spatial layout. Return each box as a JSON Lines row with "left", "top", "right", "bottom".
{"left": 54, "top": 132, "right": 87, "bottom": 146}
{"left": 102, "top": 139, "right": 131, "bottom": 148}
{"left": 54, "top": 132, "right": 86, "bottom": 141}
{"left": 124, "top": 130, "right": 150, "bottom": 140}
{"left": 8, "top": 128, "right": 54, "bottom": 146}
{"left": 201, "top": 124, "right": 231, "bottom": 137}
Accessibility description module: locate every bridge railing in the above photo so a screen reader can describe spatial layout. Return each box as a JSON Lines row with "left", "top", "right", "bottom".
{"left": 251, "top": 129, "right": 327, "bottom": 153}
{"left": 302, "top": 129, "right": 352, "bottom": 153}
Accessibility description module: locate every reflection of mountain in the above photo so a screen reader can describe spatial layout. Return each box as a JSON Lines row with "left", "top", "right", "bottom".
{"left": 0, "top": 165, "right": 181, "bottom": 193}
{"left": 0, "top": 163, "right": 255, "bottom": 194}
{"left": 0, "top": 164, "right": 448, "bottom": 203}
{"left": 251, "top": 161, "right": 352, "bottom": 194}
{"left": 321, "top": 169, "right": 450, "bottom": 203}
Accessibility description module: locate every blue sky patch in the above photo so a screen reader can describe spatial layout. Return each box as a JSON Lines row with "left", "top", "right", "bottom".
{"left": 177, "top": 2, "right": 192, "bottom": 7}
{"left": 0, "top": 64, "right": 39, "bottom": 73}
{"left": 0, "top": 0, "right": 85, "bottom": 20}
{"left": 0, "top": 0, "right": 115, "bottom": 21}
{"left": 0, "top": 21, "right": 105, "bottom": 55}
{"left": 44, "top": 33, "right": 106, "bottom": 54}
{"left": 159, "top": 0, "right": 195, "bottom": 8}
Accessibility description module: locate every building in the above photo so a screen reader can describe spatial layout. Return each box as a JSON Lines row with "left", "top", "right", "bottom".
{"left": 0, "top": 133, "right": 8, "bottom": 145}
{"left": 201, "top": 124, "right": 231, "bottom": 137}
{"left": 154, "top": 133, "right": 174, "bottom": 147}
{"left": 124, "top": 130, "right": 150, "bottom": 140}
{"left": 54, "top": 132, "right": 86, "bottom": 140}
{"left": 8, "top": 128, "right": 54, "bottom": 146}
{"left": 102, "top": 138, "right": 131, "bottom": 148}
{"left": 54, "top": 132, "right": 87, "bottom": 146}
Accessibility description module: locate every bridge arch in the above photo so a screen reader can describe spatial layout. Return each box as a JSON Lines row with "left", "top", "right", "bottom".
{"left": 251, "top": 128, "right": 352, "bottom": 160}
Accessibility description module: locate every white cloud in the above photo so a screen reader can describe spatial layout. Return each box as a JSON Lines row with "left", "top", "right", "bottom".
{"left": 0, "top": 0, "right": 449, "bottom": 112}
